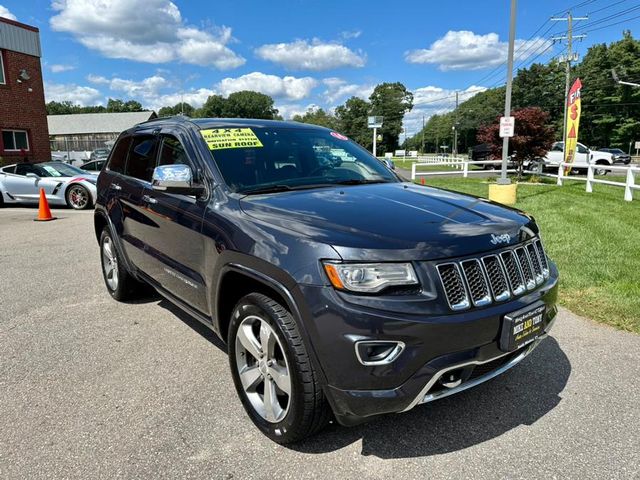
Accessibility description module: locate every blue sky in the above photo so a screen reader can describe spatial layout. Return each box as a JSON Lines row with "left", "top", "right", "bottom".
{"left": 1, "top": 0, "right": 638, "bottom": 133}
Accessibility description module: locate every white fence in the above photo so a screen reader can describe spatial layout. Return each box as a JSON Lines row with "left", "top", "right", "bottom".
{"left": 409, "top": 158, "right": 640, "bottom": 202}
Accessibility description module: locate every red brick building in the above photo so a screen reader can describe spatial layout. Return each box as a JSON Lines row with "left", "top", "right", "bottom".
{"left": 0, "top": 17, "right": 50, "bottom": 163}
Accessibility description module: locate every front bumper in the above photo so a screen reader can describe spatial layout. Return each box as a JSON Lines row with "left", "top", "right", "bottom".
{"left": 299, "top": 264, "right": 559, "bottom": 426}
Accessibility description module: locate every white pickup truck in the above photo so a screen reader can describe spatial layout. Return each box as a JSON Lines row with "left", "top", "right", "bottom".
{"left": 538, "top": 141, "right": 615, "bottom": 175}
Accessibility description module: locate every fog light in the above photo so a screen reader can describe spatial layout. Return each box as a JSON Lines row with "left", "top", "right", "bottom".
{"left": 355, "top": 341, "right": 405, "bottom": 366}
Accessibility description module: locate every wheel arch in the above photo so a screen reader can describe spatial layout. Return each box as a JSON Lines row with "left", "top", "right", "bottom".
{"left": 215, "top": 263, "right": 328, "bottom": 386}
{"left": 215, "top": 264, "right": 295, "bottom": 344}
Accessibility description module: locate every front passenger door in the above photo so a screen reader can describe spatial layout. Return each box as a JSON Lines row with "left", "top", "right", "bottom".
{"left": 137, "top": 135, "right": 209, "bottom": 314}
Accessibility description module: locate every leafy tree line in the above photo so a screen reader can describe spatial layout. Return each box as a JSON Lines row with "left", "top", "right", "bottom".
{"left": 46, "top": 98, "right": 145, "bottom": 114}
{"left": 406, "top": 31, "right": 640, "bottom": 153}
{"left": 46, "top": 83, "right": 415, "bottom": 153}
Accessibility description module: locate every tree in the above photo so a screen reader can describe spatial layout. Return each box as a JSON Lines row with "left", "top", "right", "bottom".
{"left": 369, "top": 82, "right": 413, "bottom": 153}
{"left": 335, "top": 97, "right": 372, "bottom": 149}
{"left": 46, "top": 100, "right": 106, "bottom": 115}
{"left": 158, "top": 102, "right": 195, "bottom": 117}
{"left": 477, "top": 107, "right": 554, "bottom": 178}
{"left": 223, "top": 91, "right": 278, "bottom": 119}
{"left": 106, "top": 98, "right": 143, "bottom": 112}
{"left": 292, "top": 107, "right": 338, "bottom": 130}
{"left": 198, "top": 95, "right": 226, "bottom": 118}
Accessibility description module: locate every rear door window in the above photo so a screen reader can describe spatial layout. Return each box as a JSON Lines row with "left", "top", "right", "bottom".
{"left": 106, "top": 135, "right": 131, "bottom": 174}
{"left": 124, "top": 135, "right": 158, "bottom": 182}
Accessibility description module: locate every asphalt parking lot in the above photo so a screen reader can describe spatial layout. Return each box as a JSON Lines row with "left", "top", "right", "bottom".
{"left": 1, "top": 207, "right": 639, "bottom": 479}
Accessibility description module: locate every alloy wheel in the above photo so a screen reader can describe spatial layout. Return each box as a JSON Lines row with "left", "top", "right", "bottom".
{"left": 102, "top": 236, "right": 119, "bottom": 291}
{"left": 68, "top": 185, "right": 89, "bottom": 209}
{"left": 235, "top": 315, "right": 292, "bottom": 423}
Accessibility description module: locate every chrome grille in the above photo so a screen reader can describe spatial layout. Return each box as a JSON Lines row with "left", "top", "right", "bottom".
{"left": 460, "top": 259, "right": 491, "bottom": 307}
{"left": 436, "top": 263, "right": 470, "bottom": 311}
{"left": 437, "top": 239, "right": 550, "bottom": 311}
{"left": 534, "top": 240, "right": 549, "bottom": 278}
{"left": 500, "top": 250, "right": 526, "bottom": 296}
{"left": 482, "top": 255, "right": 510, "bottom": 302}
{"left": 526, "top": 243, "right": 544, "bottom": 285}
{"left": 515, "top": 247, "right": 536, "bottom": 290}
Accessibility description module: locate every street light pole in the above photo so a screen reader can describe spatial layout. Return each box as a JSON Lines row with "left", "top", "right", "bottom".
{"left": 498, "top": 0, "right": 517, "bottom": 185}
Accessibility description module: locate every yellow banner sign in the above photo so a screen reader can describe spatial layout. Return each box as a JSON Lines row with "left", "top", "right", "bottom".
{"left": 564, "top": 78, "right": 582, "bottom": 173}
{"left": 200, "top": 128, "right": 263, "bottom": 150}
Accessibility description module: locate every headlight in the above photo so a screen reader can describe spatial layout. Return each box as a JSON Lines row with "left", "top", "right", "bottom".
{"left": 322, "top": 261, "right": 418, "bottom": 293}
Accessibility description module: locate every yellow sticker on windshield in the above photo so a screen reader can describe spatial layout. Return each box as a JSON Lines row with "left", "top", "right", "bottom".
{"left": 200, "top": 128, "right": 263, "bottom": 150}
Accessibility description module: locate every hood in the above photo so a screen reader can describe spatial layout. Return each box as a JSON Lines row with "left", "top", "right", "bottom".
{"left": 239, "top": 182, "right": 538, "bottom": 261}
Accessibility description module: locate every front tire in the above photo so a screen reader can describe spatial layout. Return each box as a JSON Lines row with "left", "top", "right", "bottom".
{"left": 228, "top": 293, "right": 331, "bottom": 444}
{"left": 66, "top": 184, "right": 92, "bottom": 210}
{"left": 99, "top": 228, "right": 147, "bottom": 301}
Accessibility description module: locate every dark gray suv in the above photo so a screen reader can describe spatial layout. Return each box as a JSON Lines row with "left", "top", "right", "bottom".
{"left": 94, "top": 117, "right": 559, "bottom": 443}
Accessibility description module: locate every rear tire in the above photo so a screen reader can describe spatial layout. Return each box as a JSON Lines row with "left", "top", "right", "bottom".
{"left": 228, "top": 293, "right": 331, "bottom": 444}
{"left": 99, "top": 228, "right": 147, "bottom": 301}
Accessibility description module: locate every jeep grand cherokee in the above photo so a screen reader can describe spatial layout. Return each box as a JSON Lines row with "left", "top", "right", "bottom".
{"left": 94, "top": 117, "right": 558, "bottom": 444}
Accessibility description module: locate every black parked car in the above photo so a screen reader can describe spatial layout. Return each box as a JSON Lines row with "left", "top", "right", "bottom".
{"left": 597, "top": 148, "right": 632, "bottom": 164}
{"left": 94, "top": 117, "right": 559, "bottom": 443}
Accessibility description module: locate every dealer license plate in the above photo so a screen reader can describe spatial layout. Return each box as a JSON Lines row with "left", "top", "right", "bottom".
{"left": 499, "top": 302, "right": 546, "bottom": 352}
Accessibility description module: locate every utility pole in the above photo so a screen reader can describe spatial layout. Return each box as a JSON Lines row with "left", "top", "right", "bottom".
{"left": 551, "top": 12, "right": 587, "bottom": 157}
{"left": 498, "top": 0, "right": 518, "bottom": 185}
{"left": 421, "top": 115, "right": 425, "bottom": 154}
{"left": 453, "top": 91, "right": 459, "bottom": 156}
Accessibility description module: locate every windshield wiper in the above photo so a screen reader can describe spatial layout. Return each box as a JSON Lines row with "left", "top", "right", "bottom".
{"left": 333, "top": 179, "right": 391, "bottom": 185}
{"left": 240, "top": 183, "right": 335, "bottom": 195}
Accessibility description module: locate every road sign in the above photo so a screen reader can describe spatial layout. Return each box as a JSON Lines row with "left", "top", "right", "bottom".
{"left": 499, "top": 116, "right": 515, "bottom": 138}
{"left": 368, "top": 116, "right": 383, "bottom": 128}
{"left": 635, "top": 141, "right": 640, "bottom": 150}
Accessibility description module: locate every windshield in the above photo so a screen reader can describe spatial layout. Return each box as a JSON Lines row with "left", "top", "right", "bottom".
{"left": 38, "top": 163, "right": 86, "bottom": 177}
{"left": 202, "top": 127, "right": 398, "bottom": 193}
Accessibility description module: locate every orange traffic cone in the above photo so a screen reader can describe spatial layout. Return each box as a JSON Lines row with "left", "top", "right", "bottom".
{"left": 420, "top": 177, "right": 425, "bottom": 185}
{"left": 34, "top": 188, "right": 56, "bottom": 222}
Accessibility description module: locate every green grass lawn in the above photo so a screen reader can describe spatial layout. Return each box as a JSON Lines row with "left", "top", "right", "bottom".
{"left": 419, "top": 176, "right": 640, "bottom": 333}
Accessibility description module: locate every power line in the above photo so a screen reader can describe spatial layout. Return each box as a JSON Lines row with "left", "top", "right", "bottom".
{"left": 573, "top": 4, "right": 640, "bottom": 32}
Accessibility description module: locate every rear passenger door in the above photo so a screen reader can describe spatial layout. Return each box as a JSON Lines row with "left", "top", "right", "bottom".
{"left": 103, "top": 133, "right": 158, "bottom": 270}
{"left": 136, "top": 134, "right": 209, "bottom": 314}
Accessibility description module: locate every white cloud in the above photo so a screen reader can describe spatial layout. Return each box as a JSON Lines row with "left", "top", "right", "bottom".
{"left": 45, "top": 82, "right": 103, "bottom": 105}
{"left": 402, "top": 85, "right": 487, "bottom": 135}
{"left": 150, "top": 88, "right": 216, "bottom": 110}
{"left": 276, "top": 103, "right": 321, "bottom": 120}
{"left": 406, "top": 30, "right": 553, "bottom": 71}
{"left": 50, "top": 0, "right": 245, "bottom": 69}
{"left": 86, "top": 73, "right": 214, "bottom": 110}
{"left": 322, "top": 77, "right": 373, "bottom": 104}
{"left": 49, "top": 64, "right": 76, "bottom": 73}
{"left": 89, "top": 74, "right": 169, "bottom": 97}
{"left": 340, "top": 30, "right": 362, "bottom": 40}
{"left": 256, "top": 39, "right": 366, "bottom": 71}
{"left": 0, "top": 4, "right": 17, "bottom": 20}
{"left": 217, "top": 72, "right": 317, "bottom": 101}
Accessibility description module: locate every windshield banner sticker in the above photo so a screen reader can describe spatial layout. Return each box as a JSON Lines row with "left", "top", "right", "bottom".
{"left": 200, "top": 128, "right": 264, "bottom": 150}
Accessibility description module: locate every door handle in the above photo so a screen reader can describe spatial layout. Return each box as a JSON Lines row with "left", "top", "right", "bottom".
{"left": 110, "top": 183, "right": 122, "bottom": 191}
{"left": 142, "top": 195, "right": 158, "bottom": 204}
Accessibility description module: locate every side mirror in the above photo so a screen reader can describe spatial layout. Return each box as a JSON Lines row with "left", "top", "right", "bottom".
{"left": 26, "top": 172, "right": 40, "bottom": 179}
{"left": 151, "top": 164, "right": 205, "bottom": 195}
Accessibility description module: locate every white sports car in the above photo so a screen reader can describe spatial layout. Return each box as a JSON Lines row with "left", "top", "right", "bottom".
{"left": 0, "top": 161, "right": 98, "bottom": 210}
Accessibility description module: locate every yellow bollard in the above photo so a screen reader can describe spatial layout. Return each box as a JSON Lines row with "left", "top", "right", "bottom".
{"left": 488, "top": 183, "right": 517, "bottom": 206}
